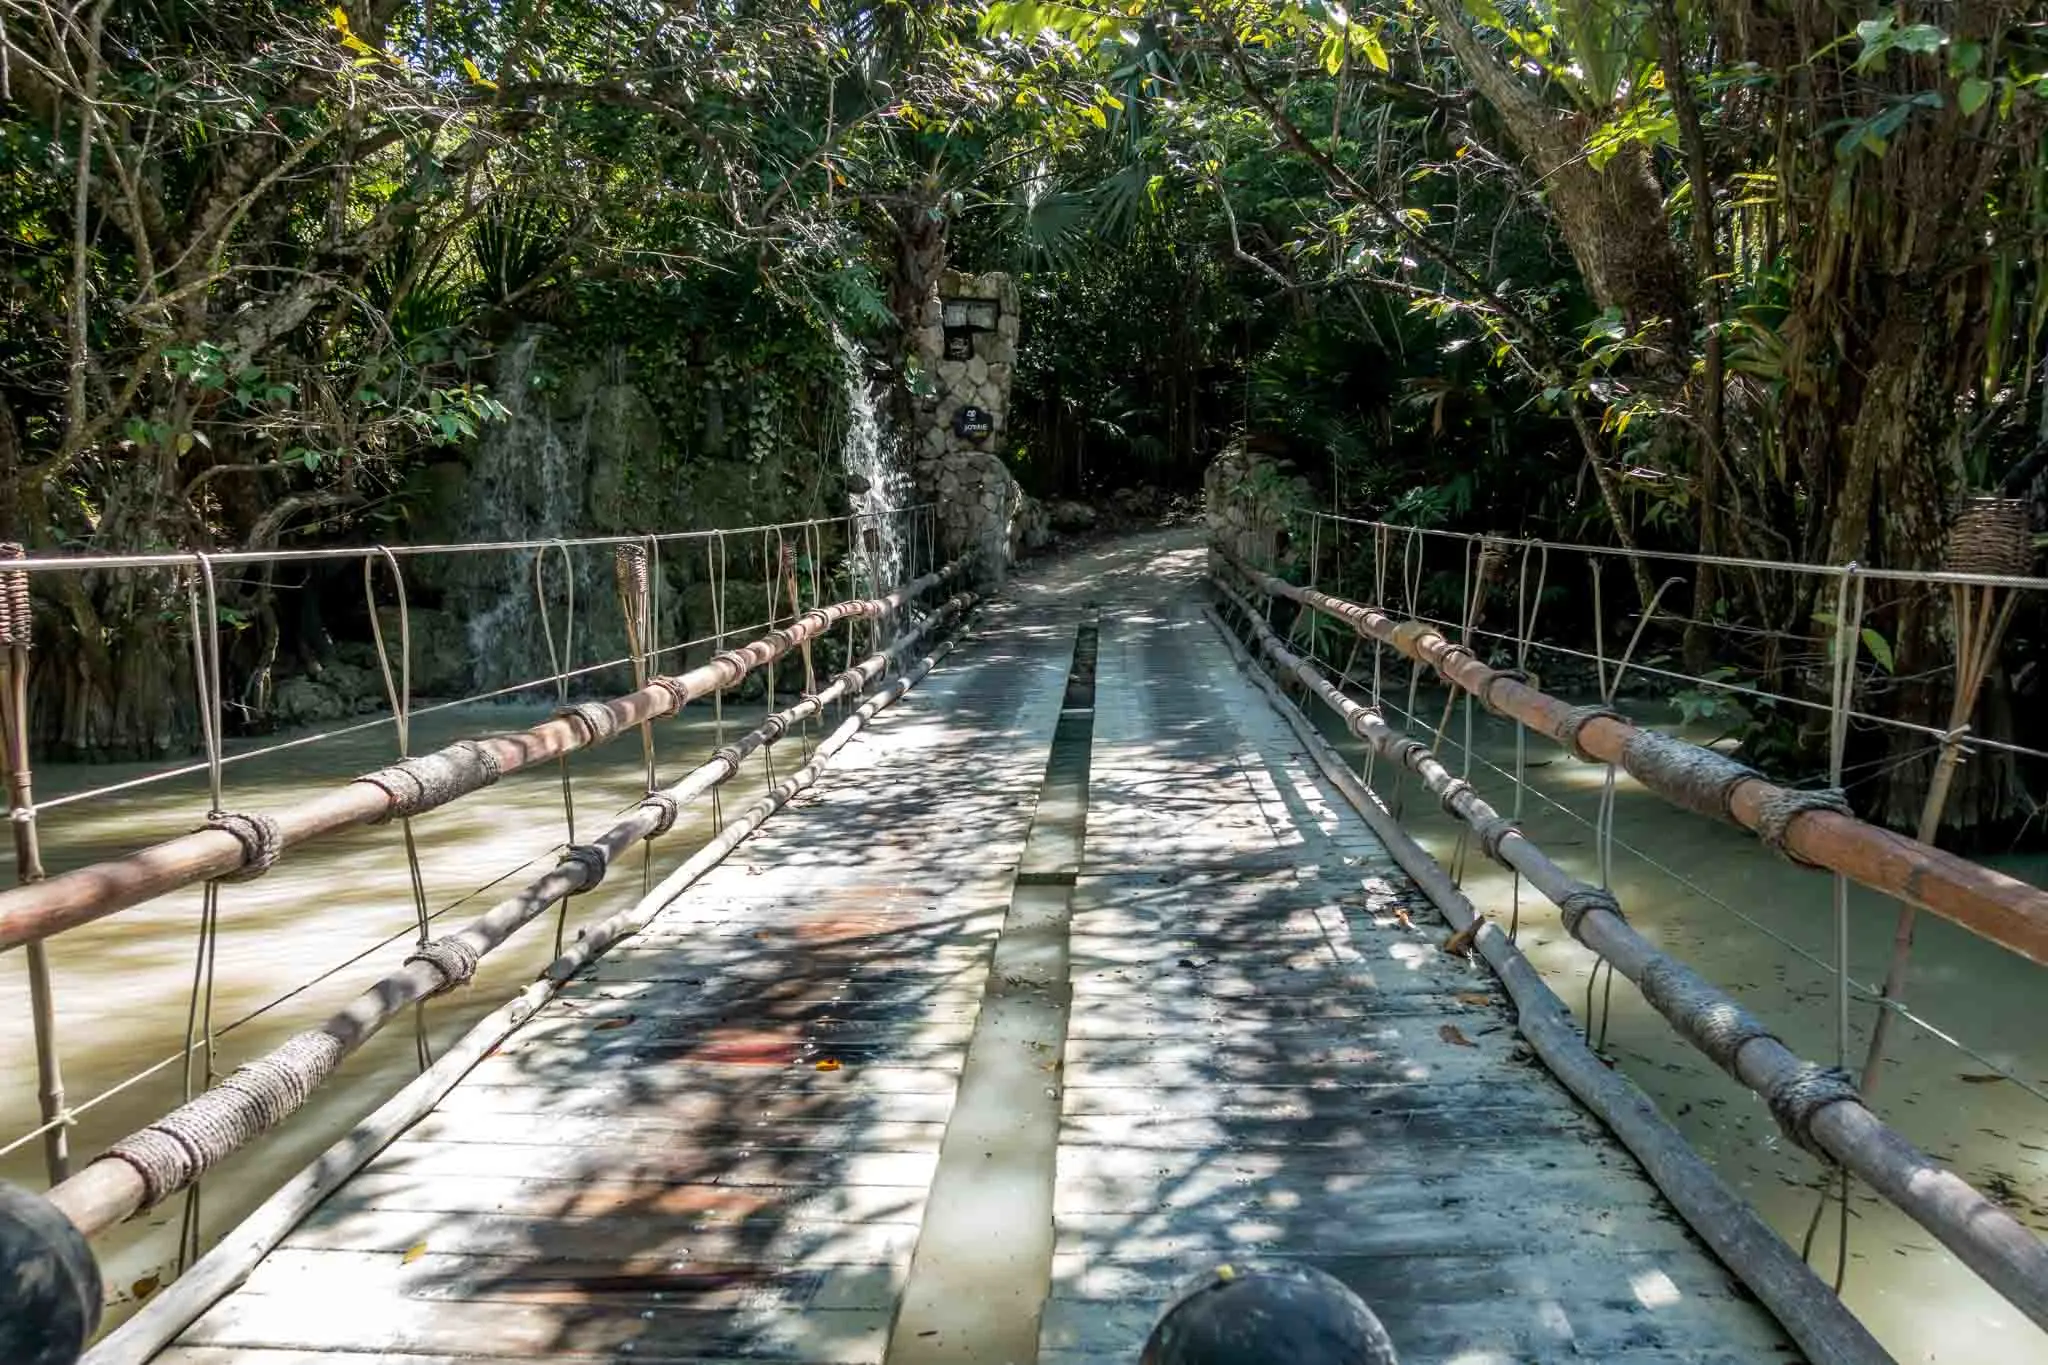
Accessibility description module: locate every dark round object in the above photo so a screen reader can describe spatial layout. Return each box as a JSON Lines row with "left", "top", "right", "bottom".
{"left": 0, "top": 1180, "right": 102, "bottom": 1365}
{"left": 1141, "top": 1263, "right": 1399, "bottom": 1365}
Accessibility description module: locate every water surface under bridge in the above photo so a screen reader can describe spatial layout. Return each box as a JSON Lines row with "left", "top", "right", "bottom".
{"left": 153, "top": 535, "right": 1797, "bottom": 1364}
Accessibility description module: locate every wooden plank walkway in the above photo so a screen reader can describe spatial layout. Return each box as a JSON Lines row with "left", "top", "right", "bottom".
{"left": 154, "top": 532, "right": 1799, "bottom": 1365}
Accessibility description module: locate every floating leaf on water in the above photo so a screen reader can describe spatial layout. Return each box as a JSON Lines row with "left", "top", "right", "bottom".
{"left": 1439, "top": 1024, "right": 1477, "bottom": 1048}
{"left": 815, "top": 1059, "right": 843, "bottom": 1072}
{"left": 403, "top": 1243, "right": 428, "bottom": 1264}
{"left": 130, "top": 1273, "right": 161, "bottom": 1302}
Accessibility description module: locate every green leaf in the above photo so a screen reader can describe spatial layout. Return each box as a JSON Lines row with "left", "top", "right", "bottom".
{"left": 1860, "top": 628, "right": 1895, "bottom": 674}
{"left": 1357, "top": 29, "right": 1388, "bottom": 73}
{"left": 1958, "top": 77, "right": 1991, "bottom": 116}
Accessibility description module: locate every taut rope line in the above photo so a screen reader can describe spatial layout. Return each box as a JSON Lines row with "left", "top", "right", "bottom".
{"left": 364, "top": 546, "right": 439, "bottom": 1071}
{"left": 535, "top": 540, "right": 581, "bottom": 960}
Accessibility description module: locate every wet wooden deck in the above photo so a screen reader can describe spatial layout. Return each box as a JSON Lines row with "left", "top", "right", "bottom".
{"left": 154, "top": 534, "right": 1799, "bottom": 1365}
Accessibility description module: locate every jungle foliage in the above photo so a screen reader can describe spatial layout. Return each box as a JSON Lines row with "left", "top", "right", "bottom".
{"left": 4, "top": 0, "right": 2046, "bottom": 831}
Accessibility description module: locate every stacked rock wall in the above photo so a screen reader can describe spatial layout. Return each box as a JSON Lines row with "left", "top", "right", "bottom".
{"left": 1204, "top": 442, "right": 1315, "bottom": 566}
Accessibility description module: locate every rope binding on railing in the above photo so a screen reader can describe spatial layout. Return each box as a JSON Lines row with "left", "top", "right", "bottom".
{"left": 104, "top": 1031, "right": 349, "bottom": 1210}
{"left": 355, "top": 740, "right": 503, "bottom": 822}
{"left": 1754, "top": 787, "right": 1856, "bottom": 867}
{"left": 557, "top": 700, "right": 622, "bottom": 744}
{"left": 0, "top": 544, "right": 31, "bottom": 648}
{"left": 1620, "top": 729, "right": 1759, "bottom": 823}
{"left": 1557, "top": 883, "right": 1623, "bottom": 936}
{"left": 1556, "top": 703, "right": 1627, "bottom": 763}
{"left": 198, "top": 812, "right": 281, "bottom": 882}
{"left": 403, "top": 938, "right": 482, "bottom": 995}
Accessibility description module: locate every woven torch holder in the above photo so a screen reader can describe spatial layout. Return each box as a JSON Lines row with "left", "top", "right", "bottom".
{"left": 1946, "top": 496, "right": 2034, "bottom": 577}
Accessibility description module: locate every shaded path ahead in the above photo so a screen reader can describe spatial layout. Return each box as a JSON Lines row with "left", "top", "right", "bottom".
{"left": 156, "top": 532, "right": 1796, "bottom": 1365}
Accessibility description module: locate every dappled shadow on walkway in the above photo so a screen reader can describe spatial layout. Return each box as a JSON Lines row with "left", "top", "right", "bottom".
{"left": 1038, "top": 544, "right": 1801, "bottom": 1364}
{"left": 168, "top": 537, "right": 1093, "bottom": 1362}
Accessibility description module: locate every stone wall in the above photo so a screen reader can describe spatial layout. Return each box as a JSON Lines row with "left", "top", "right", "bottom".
{"left": 911, "top": 269, "right": 1047, "bottom": 579}
{"left": 1204, "top": 442, "right": 1315, "bottom": 565}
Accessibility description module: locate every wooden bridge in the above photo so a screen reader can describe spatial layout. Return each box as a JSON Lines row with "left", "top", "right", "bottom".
{"left": 3, "top": 526, "right": 2047, "bottom": 1365}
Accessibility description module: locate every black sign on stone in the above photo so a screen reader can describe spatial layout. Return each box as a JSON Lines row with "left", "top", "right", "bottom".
{"left": 952, "top": 406, "right": 994, "bottom": 442}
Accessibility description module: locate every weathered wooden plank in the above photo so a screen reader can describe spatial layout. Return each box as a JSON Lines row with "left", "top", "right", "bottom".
{"left": 1056, "top": 1048, "right": 1514, "bottom": 1090}
{"left": 1064, "top": 959, "right": 1476, "bottom": 999}
{"left": 1055, "top": 1101, "right": 1597, "bottom": 1148}
{"left": 179, "top": 1293, "right": 894, "bottom": 1362}
{"left": 1048, "top": 1247, "right": 1748, "bottom": 1306}
{"left": 401, "top": 1112, "right": 950, "bottom": 1154}
{"left": 1056, "top": 1077, "right": 1584, "bottom": 1119}
{"left": 236, "top": 1248, "right": 906, "bottom": 1313}
{"left": 1054, "top": 1161, "right": 1662, "bottom": 1219}
{"left": 362, "top": 1140, "right": 937, "bottom": 1189}
{"left": 285, "top": 1206, "right": 918, "bottom": 1264}
{"left": 1061, "top": 1023, "right": 1521, "bottom": 1064}
{"left": 1056, "top": 1138, "right": 1640, "bottom": 1188}
{"left": 323, "top": 1171, "right": 930, "bottom": 1223}
{"left": 159, "top": 1352, "right": 864, "bottom": 1365}
{"left": 428, "top": 1083, "right": 958, "bottom": 1125}
{"left": 1060, "top": 995, "right": 1513, "bottom": 1034}
{"left": 488, "top": 1029, "right": 970, "bottom": 1072}
{"left": 1041, "top": 1347, "right": 1786, "bottom": 1365}
{"left": 545, "top": 980, "right": 988, "bottom": 1021}
{"left": 457, "top": 1052, "right": 972, "bottom": 1093}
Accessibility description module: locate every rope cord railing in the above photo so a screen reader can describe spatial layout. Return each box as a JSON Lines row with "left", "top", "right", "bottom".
{"left": 1330, "top": 668, "right": 2048, "bottom": 1109}
{"left": 1365, "top": 601, "right": 2048, "bottom": 770}
{"left": 13, "top": 600, "right": 974, "bottom": 1365}
{"left": 0, "top": 840, "right": 565, "bottom": 1168}
{"left": 1211, "top": 564, "right": 2048, "bottom": 1337}
{"left": 0, "top": 558, "right": 968, "bottom": 955}
{"left": 1201, "top": 586, "right": 1890, "bottom": 1365}
{"left": 1302, "top": 508, "right": 2048, "bottom": 592}
{"left": 1215, "top": 544, "right": 2048, "bottom": 969}
{"left": 34, "top": 583, "right": 973, "bottom": 1243}
{"left": 0, "top": 507, "right": 938, "bottom": 575}
{"left": 21, "top": 616, "right": 785, "bottom": 818}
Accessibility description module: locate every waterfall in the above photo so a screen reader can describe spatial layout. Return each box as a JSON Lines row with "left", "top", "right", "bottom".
{"left": 459, "top": 332, "right": 598, "bottom": 690}
{"left": 832, "top": 327, "right": 911, "bottom": 590}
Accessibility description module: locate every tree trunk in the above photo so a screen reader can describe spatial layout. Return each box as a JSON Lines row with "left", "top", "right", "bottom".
{"left": 1424, "top": 0, "right": 1693, "bottom": 345}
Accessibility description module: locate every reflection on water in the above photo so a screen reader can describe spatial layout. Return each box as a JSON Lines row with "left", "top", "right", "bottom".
{"left": 1318, "top": 684, "right": 2048, "bottom": 1364}
{"left": 0, "top": 693, "right": 790, "bottom": 1333}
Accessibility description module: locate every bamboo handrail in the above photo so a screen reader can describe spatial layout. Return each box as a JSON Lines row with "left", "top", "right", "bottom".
{"left": 72, "top": 622, "right": 970, "bottom": 1365}
{"left": 1213, "top": 569, "right": 2048, "bottom": 1334}
{"left": 44, "top": 592, "right": 974, "bottom": 1241}
{"left": 1216, "top": 544, "right": 2048, "bottom": 969}
{"left": 0, "top": 559, "right": 966, "bottom": 954}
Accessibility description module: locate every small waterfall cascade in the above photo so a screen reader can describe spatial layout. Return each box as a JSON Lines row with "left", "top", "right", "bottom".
{"left": 832, "top": 327, "right": 911, "bottom": 591}
{"left": 459, "top": 332, "right": 598, "bottom": 690}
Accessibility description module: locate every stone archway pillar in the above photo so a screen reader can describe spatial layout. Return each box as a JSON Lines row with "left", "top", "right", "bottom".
{"left": 911, "top": 269, "right": 1046, "bottom": 582}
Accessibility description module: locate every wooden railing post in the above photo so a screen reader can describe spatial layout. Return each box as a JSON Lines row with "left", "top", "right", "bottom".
{"left": 0, "top": 544, "right": 68, "bottom": 1184}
